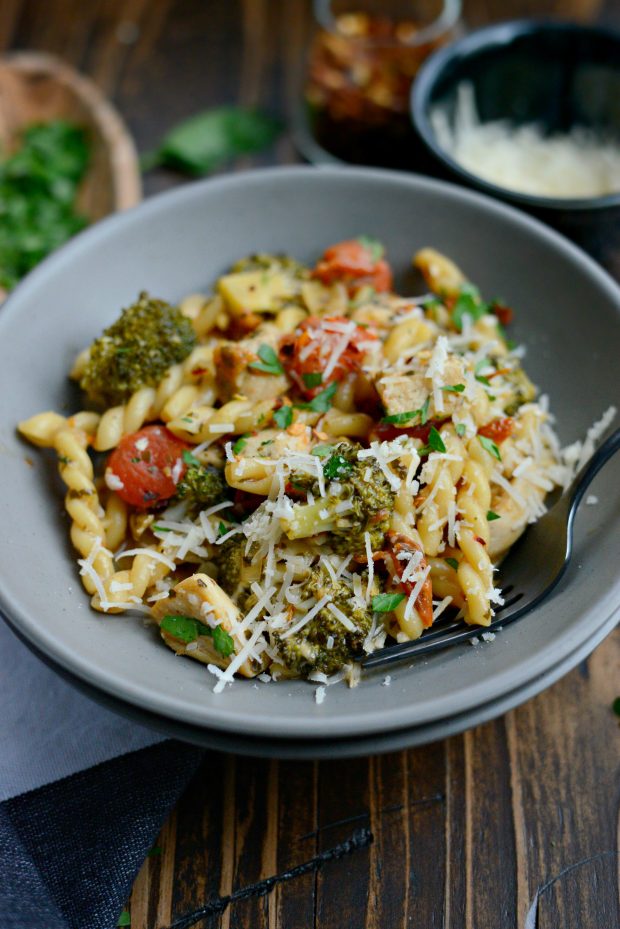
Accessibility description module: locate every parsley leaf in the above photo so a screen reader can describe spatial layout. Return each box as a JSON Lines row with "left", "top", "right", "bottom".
{"left": 357, "top": 235, "right": 384, "bottom": 262}
{"left": 455, "top": 423, "right": 467, "bottom": 437}
{"left": 302, "top": 372, "right": 323, "bottom": 388}
{"left": 445, "top": 557, "right": 459, "bottom": 570}
{"left": 382, "top": 396, "right": 430, "bottom": 426}
{"left": 117, "top": 912, "right": 131, "bottom": 928}
{"left": 474, "top": 356, "right": 493, "bottom": 386}
{"left": 160, "top": 614, "right": 210, "bottom": 643}
{"left": 249, "top": 344, "right": 284, "bottom": 375}
{"left": 273, "top": 405, "right": 293, "bottom": 429}
{"left": 428, "top": 426, "right": 446, "bottom": 453}
{"left": 161, "top": 613, "right": 234, "bottom": 658}
{"left": 212, "top": 624, "right": 235, "bottom": 658}
{"left": 232, "top": 435, "right": 248, "bottom": 454}
{"left": 372, "top": 592, "right": 406, "bottom": 612}
{"left": 323, "top": 454, "right": 353, "bottom": 480}
{"left": 182, "top": 449, "right": 201, "bottom": 467}
{"left": 382, "top": 410, "right": 421, "bottom": 425}
{"left": 441, "top": 383, "right": 465, "bottom": 393}
{"left": 487, "top": 510, "right": 501, "bottom": 521}
{"left": 478, "top": 435, "right": 501, "bottom": 460}
{"left": 613, "top": 697, "right": 620, "bottom": 717}
{"left": 451, "top": 284, "right": 487, "bottom": 331}
{"left": 419, "top": 397, "right": 430, "bottom": 425}
{"left": 218, "top": 521, "right": 228, "bottom": 537}
{"left": 296, "top": 381, "right": 338, "bottom": 413}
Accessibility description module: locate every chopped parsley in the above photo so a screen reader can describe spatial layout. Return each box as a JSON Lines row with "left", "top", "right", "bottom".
{"left": 0, "top": 121, "right": 90, "bottom": 291}
{"left": 117, "top": 912, "right": 131, "bottom": 928}
{"left": 428, "top": 427, "right": 446, "bottom": 454}
{"left": 382, "top": 410, "right": 420, "bottom": 425}
{"left": 455, "top": 423, "right": 467, "bottom": 437}
{"left": 474, "top": 357, "right": 493, "bottom": 387}
{"left": 445, "top": 557, "right": 459, "bottom": 570}
{"left": 478, "top": 435, "right": 501, "bottom": 460}
{"left": 160, "top": 613, "right": 234, "bottom": 657}
{"left": 451, "top": 284, "right": 488, "bottom": 331}
{"left": 273, "top": 405, "right": 292, "bottom": 430}
{"left": 613, "top": 697, "right": 620, "bottom": 717}
{"left": 441, "top": 383, "right": 465, "bottom": 393}
{"left": 249, "top": 344, "right": 283, "bottom": 375}
{"left": 296, "top": 380, "right": 338, "bottom": 413}
{"left": 232, "top": 435, "right": 248, "bottom": 454}
{"left": 372, "top": 592, "right": 406, "bottom": 612}
{"left": 182, "top": 449, "right": 200, "bottom": 467}
{"left": 382, "top": 397, "right": 429, "bottom": 426}
{"left": 147, "top": 846, "right": 162, "bottom": 857}
{"left": 302, "top": 372, "right": 323, "bottom": 388}
{"left": 218, "top": 521, "right": 228, "bottom": 537}
{"left": 212, "top": 624, "right": 235, "bottom": 658}
{"left": 357, "top": 235, "right": 384, "bottom": 262}
{"left": 487, "top": 510, "right": 501, "bottom": 521}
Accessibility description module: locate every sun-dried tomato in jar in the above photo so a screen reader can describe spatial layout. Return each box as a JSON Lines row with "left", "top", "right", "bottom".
{"left": 305, "top": 3, "right": 460, "bottom": 168}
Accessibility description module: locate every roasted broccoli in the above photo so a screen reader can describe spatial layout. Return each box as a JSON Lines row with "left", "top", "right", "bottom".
{"left": 214, "top": 535, "right": 263, "bottom": 608}
{"left": 280, "top": 442, "right": 395, "bottom": 555}
{"left": 175, "top": 460, "right": 228, "bottom": 514}
{"left": 79, "top": 292, "right": 197, "bottom": 408}
{"left": 276, "top": 565, "right": 373, "bottom": 675}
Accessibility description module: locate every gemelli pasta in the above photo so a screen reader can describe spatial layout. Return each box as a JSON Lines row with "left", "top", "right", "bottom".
{"left": 19, "top": 238, "right": 610, "bottom": 692}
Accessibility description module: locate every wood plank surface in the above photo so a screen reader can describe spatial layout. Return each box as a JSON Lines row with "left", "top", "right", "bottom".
{"left": 1, "top": 3, "right": 618, "bottom": 927}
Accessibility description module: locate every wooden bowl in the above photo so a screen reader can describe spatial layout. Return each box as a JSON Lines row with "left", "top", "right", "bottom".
{"left": 0, "top": 51, "right": 141, "bottom": 224}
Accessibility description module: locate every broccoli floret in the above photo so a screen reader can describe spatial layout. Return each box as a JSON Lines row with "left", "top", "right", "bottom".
{"left": 214, "top": 535, "right": 246, "bottom": 597}
{"left": 175, "top": 461, "right": 228, "bottom": 514}
{"left": 80, "top": 292, "right": 197, "bottom": 408}
{"left": 281, "top": 442, "right": 395, "bottom": 556}
{"left": 276, "top": 566, "right": 372, "bottom": 676}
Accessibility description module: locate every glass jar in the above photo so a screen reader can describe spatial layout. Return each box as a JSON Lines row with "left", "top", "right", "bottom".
{"left": 298, "top": 0, "right": 462, "bottom": 169}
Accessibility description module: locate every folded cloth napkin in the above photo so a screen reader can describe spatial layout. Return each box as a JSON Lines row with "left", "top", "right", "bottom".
{"left": 0, "top": 620, "right": 205, "bottom": 929}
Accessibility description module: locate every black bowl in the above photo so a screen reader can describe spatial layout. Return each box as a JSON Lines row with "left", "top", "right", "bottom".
{"left": 411, "top": 20, "right": 620, "bottom": 275}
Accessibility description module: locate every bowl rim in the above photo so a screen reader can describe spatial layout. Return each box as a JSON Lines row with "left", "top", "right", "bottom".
{"left": 411, "top": 17, "right": 620, "bottom": 212}
{"left": 1, "top": 164, "right": 619, "bottom": 740}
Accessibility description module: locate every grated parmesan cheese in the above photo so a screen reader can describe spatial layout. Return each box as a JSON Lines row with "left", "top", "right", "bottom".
{"left": 432, "top": 82, "right": 620, "bottom": 198}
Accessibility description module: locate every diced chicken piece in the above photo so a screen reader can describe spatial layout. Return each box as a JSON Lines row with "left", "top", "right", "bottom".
{"left": 151, "top": 573, "right": 264, "bottom": 678}
{"left": 213, "top": 324, "right": 289, "bottom": 403}
{"left": 377, "top": 355, "right": 466, "bottom": 419}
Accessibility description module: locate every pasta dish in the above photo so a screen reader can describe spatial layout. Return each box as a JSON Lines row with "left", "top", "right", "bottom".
{"left": 19, "top": 239, "right": 574, "bottom": 692}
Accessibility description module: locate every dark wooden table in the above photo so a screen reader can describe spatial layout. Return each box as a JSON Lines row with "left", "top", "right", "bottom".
{"left": 2, "top": 2, "right": 619, "bottom": 927}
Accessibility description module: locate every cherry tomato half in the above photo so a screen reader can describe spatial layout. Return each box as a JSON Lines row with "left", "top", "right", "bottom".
{"left": 106, "top": 425, "right": 190, "bottom": 509}
{"left": 279, "top": 315, "right": 377, "bottom": 399}
{"left": 313, "top": 239, "right": 393, "bottom": 294}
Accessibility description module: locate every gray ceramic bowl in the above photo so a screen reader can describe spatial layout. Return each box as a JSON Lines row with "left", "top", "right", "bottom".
{"left": 0, "top": 167, "right": 618, "bottom": 750}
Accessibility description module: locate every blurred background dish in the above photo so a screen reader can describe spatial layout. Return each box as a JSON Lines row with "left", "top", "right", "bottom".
{"left": 411, "top": 20, "right": 620, "bottom": 273}
{"left": 295, "top": 0, "right": 462, "bottom": 168}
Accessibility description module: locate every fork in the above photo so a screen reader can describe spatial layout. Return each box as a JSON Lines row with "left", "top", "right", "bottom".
{"left": 362, "top": 427, "right": 620, "bottom": 671}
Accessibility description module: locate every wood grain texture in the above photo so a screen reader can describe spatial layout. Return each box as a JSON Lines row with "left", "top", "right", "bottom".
{"left": 0, "top": 2, "right": 618, "bottom": 927}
